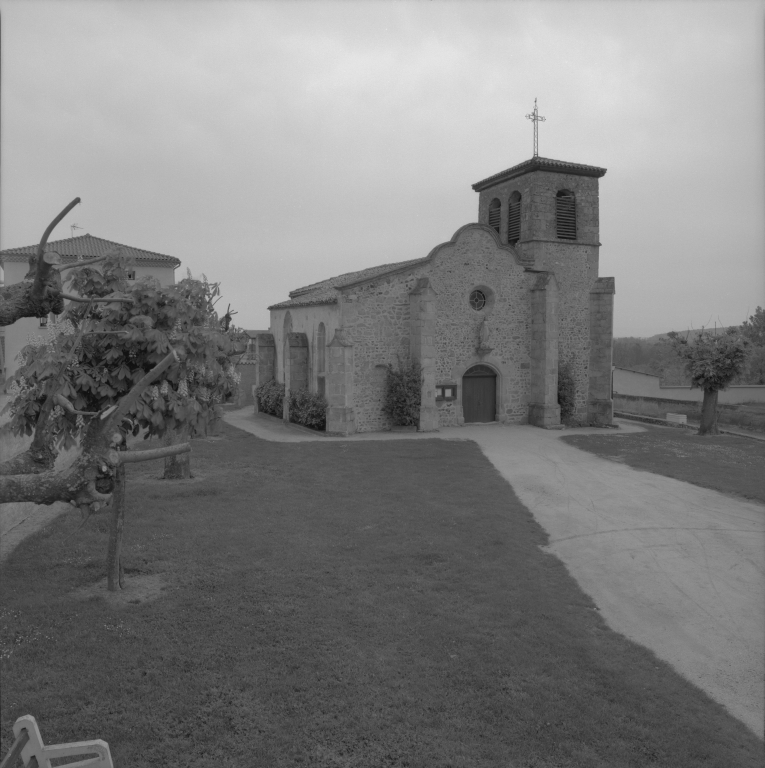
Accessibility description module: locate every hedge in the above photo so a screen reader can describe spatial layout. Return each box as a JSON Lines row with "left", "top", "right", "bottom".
{"left": 256, "top": 379, "right": 327, "bottom": 431}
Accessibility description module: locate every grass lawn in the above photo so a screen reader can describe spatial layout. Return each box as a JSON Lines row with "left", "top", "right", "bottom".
{"left": 1, "top": 425, "right": 761, "bottom": 767}
{"left": 561, "top": 423, "right": 765, "bottom": 503}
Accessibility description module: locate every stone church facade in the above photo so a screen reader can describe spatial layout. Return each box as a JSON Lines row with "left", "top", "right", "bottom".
{"left": 252, "top": 156, "right": 615, "bottom": 435}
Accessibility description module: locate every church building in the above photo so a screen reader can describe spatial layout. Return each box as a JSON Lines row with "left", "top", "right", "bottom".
{"left": 252, "top": 154, "right": 615, "bottom": 435}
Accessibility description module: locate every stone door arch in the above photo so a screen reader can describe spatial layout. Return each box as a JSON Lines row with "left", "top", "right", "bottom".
{"left": 462, "top": 364, "right": 497, "bottom": 423}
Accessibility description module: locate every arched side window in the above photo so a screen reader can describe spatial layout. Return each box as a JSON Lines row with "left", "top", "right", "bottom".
{"left": 317, "top": 323, "right": 326, "bottom": 397}
{"left": 488, "top": 198, "right": 501, "bottom": 234}
{"left": 556, "top": 190, "right": 576, "bottom": 240}
{"left": 507, "top": 191, "right": 522, "bottom": 245}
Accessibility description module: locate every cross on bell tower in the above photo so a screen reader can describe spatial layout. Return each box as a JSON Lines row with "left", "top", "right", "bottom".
{"left": 525, "top": 98, "right": 545, "bottom": 158}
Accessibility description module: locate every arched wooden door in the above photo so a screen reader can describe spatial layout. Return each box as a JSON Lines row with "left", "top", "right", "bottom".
{"left": 462, "top": 365, "right": 497, "bottom": 423}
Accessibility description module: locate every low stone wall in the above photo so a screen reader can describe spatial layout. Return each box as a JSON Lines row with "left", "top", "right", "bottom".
{"left": 613, "top": 368, "right": 765, "bottom": 404}
{"left": 236, "top": 360, "right": 258, "bottom": 406}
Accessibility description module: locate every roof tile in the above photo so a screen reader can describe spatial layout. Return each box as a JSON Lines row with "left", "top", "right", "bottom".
{"left": 269, "top": 256, "right": 429, "bottom": 310}
{"left": 0, "top": 233, "right": 181, "bottom": 266}
{"left": 472, "top": 156, "right": 607, "bottom": 191}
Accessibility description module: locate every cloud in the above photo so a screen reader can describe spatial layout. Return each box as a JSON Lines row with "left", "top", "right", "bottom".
{"left": 1, "top": 0, "right": 762, "bottom": 336}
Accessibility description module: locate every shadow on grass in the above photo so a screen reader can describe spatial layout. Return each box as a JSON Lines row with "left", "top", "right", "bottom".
{"left": 1, "top": 424, "right": 761, "bottom": 767}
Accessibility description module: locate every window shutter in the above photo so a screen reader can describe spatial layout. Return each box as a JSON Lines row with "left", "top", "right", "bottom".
{"left": 488, "top": 199, "right": 501, "bottom": 233}
{"left": 507, "top": 193, "right": 521, "bottom": 245}
{"left": 556, "top": 191, "right": 576, "bottom": 240}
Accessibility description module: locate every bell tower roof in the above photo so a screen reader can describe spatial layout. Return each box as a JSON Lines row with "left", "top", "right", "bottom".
{"left": 472, "top": 156, "right": 607, "bottom": 192}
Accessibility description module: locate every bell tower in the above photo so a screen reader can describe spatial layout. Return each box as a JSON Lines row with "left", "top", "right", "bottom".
{"left": 471, "top": 149, "right": 614, "bottom": 426}
{"left": 472, "top": 155, "right": 606, "bottom": 275}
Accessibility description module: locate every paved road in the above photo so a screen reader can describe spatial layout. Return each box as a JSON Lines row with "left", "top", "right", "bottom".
{"left": 225, "top": 408, "right": 765, "bottom": 737}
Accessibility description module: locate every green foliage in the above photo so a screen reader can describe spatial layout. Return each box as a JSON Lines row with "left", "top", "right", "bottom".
{"left": 256, "top": 379, "right": 285, "bottom": 417}
{"left": 739, "top": 307, "right": 765, "bottom": 384}
{"left": 743, "top": 347, "right": 765, "bottom": 385}
{"left": 668, "top": 329, "right": 749, "bottom": 392}
{"left": 6, "top": 255, "right": 244, "bottom": 448}
{"left": 613, "top": 337, "right": 689, "bottom": 385}
{"left": 614, "top": 317, "right": 765, "bottom": 386}
{"left": 255, "top": 380, "right": 327, "bottom": 430}
{"left": 289, "top": 389, "right": 327, "bottom": 431}
{"left": 740, "top": 307, "right": 765, "bottom": 346}
{"left": 557, "top": 361, "right": 577, "bottom": 421}
{"left": 382, "top": 358, "right": 422, "bottom": 427}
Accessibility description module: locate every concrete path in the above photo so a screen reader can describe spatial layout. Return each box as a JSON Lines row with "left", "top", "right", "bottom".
{"left": 225, "top": 408, "right": 765, "bottom": 737}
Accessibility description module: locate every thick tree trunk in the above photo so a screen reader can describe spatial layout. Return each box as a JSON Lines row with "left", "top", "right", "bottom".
{"left": 206, "top": 406, "right": 223, "bottom": 436}
{"left": 0, "top": 275, "right": 65, "bottom": 326}
{"left": 163, "top": 424, "right": 191, "bottom": 479}
{"left": 698, "top": 388, "right": 719, "bottom": 435}
{"left": 0, "top": 453, "right": 112, "bottom": 505}
{"left": 107, "top": 463, "right": 126, "bottom": 592}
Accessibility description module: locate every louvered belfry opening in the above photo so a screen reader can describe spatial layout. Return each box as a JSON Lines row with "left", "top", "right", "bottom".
{"left": 507, "top": 191, "right": 521, "bottom": 245}
{"left": 556, "top": 190, "right": 576, "bottom": 240}
{"left": 488, "top": 198, "right": 501, "bottom": 234}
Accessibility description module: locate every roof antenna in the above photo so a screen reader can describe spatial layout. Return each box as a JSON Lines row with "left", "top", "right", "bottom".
{"left": 70, "top": 223, "right": 83, "bottom": 238}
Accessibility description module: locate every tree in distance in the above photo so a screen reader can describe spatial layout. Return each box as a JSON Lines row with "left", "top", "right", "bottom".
{"left": 667, "top": 328, "right": 749, "bottom": 436}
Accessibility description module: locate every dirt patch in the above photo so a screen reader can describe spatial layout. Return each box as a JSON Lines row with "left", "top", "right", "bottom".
{"left": 69, "top": 573, "right": 167, "bottom": 607}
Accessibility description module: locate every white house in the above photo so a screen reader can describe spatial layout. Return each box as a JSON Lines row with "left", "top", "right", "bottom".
{"left": 0, "top": 234, "right": 180, "bottom": 385}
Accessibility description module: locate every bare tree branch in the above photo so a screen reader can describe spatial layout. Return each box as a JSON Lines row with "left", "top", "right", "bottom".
{"left": 60, "top": 293, "right": 134, "bottom": 304}
{"left": 57, "top": 253, "right": 114, "bottom": 272}
{"left": 28, "top": 197, "right": 81, "bottom": 287}
{"left": 0, "top": 198, "right": 80, "bottom": 326}
{"left": 101, "top": 348, "right": 182, "bottom": 438}
{"left": 119, "top": 443, "right": 191, "bottom": 463}
{"left": 54, "top": 393, "right": 100, "bottom": 417}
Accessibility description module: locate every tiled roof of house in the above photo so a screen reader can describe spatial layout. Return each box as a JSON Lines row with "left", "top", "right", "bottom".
{"left": 268, "top": 256, "right": 429, "bottom": 310}
{"left": 0, "top": 234, "right": 181, "bottom": 266}
{"left": 472, "top": 156, "right": 607, "bottom": 191}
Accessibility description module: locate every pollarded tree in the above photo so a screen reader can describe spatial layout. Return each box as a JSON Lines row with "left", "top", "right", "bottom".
{"left": 1, "top": 203, "right": 245, "bottom": 590}
{"left": 667, "top": 329, "right": 749, "bottom": 435}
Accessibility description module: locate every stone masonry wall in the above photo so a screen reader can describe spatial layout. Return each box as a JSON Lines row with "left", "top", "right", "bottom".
{"left": 236, "top": 360, "right": 258, "bottom": 406}
{"left": 533, "top": 242, "right": 595, "bottom": 419}
{"left": 339, "top": 266, "right": 429, "bottom": 432}
{"left": 269, "top": 305, "right": 340, "bottom": 394}
{"left": 478, "top": 171, "right": 603, "bottom": 420}
{"left": 426, "top": 227, "right": 535, "bottom": 426}
{"left": 478, "top": 171, "right": 600, "bottom": 256}
{"left": 340, "top": 226, "right": 537, "bottom": 431}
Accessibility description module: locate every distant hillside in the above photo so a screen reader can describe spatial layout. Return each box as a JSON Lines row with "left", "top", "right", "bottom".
{"left": 613, "top": 326, "right": 757, "bottom": 385}
{"left": 643, "top": 327, "right": 738, "bottom": 344}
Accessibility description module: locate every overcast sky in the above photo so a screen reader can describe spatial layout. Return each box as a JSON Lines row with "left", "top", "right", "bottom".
{"left": 1, "top": 0, "right": 763, "bottom": 336}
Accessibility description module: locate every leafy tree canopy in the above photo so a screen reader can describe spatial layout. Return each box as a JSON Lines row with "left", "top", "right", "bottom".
{"left": 667, "top": 329, "right": 749, "bottom": 392}
{"left": 6, "top": 255, "right": 244, "bottom": 458}
{"left": 740, "top": 306, "right": 765, "bottom": 346}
